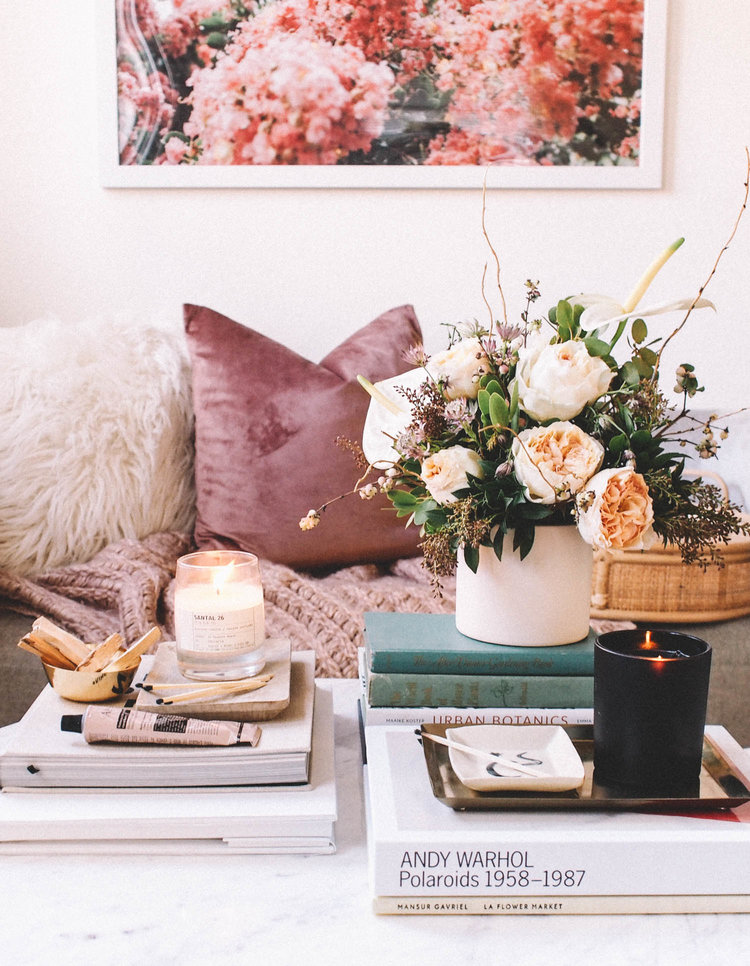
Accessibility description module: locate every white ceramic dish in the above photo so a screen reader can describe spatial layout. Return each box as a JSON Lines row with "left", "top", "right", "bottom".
{"left": 445, "top": 724, "right": 585, "bottom": 792}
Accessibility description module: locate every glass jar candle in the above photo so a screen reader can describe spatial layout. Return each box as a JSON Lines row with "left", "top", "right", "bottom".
{"left": 174, "top": 551, "right": 265, "bottom": 680}
{"left": 593, "top": 629, "right": 712, "bottom": 789}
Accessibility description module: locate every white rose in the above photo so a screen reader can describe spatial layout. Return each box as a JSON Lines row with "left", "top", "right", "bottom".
{"left": 514, "top": 336, "right": 613, "bottom": 421}
{"left": 576, "top": 466, "right": 657, "bottom": 550}
{"left": 420, "top": 446, "right": 484, "bottom": 504}
{"left": 511, "top": 421, "right": 605, "bottom": 504}
{"left": 426, "top": 338, "right": 490, "bottom": 400}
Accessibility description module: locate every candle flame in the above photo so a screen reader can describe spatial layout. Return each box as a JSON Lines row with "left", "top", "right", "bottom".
{"left": 642, "top": 630, "right": 657, "bottom": 650}
{"left": 212, "top": 561, "right": 235, "bottom": 595}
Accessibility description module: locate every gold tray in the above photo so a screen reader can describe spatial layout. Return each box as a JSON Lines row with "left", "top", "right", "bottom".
{"left": 421, "top": 723, "right": 750, "bottom": 812}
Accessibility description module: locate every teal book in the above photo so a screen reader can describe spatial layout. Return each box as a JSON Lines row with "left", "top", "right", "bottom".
{"left": 363, "top": 666, "right": 593, "bottom": 709}
{"left": 364, "top": 612, "right": 595, "bottom": 676}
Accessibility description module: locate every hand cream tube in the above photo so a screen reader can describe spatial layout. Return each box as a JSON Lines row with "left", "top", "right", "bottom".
{"left": 60, "top": 706, "right": 262, "bottom": 746}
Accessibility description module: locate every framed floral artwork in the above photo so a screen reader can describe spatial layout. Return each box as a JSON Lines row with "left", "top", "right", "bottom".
{"left": 99, "top": 0, "right": 666, "bottom": 188}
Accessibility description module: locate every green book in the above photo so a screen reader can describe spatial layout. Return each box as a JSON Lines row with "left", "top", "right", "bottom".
{"left": 364, "top": 612, "right": 595, "bottom": 676}
{"left": 363, "top": 664, "right": 593, "bottom": 709}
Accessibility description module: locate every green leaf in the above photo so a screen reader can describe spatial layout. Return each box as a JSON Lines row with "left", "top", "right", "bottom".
{"left": 477, "top": 388, "right": 490, "bottom": 416}
{"left": 488, "top": 393, "right": 510, "bottom": 429}
{"left": 484, "top": 379, "right": 502, "bottom": 397}
{"left": 633, "top": 355, "right": 654, "bottom": 378}
{"left": 609, "top": 433, "right": 628, "bottom": 455}
{"left": 492, "top": 529, "right": 505, "bottom": 562}
{"left": 619, "top": 360, "right": 641, "bottom": 387}
{"left": 618, "top": 405, "right": 635, "bottom": 435}
{"left": 639, "top": 347, "right": 658, "bottom": 365}
{"left": 630, "top": 429, "right": 653, "bottom": 451}
{"left": 413, "top": 501, "right": 441, "bottom": 526}
{"left": 520, "top": 504, "right": 555, "bottom": 520}
{"left": 607, "top": 318, "right": 629, "bottom": 353}
{"left": 512, "top": 524, "right": 535, "bottom": 560}
{"left": 549, "top": 305, "right": 557, "bottom": 323}
{"left": 631, "top": 318, "right": 648, "bottom": 344}
{"left": 389, "top": 490, "right": 419, "bottom": 509}
{"left": 463, "top": 545, "right": 480, "bottom": 573}
{"left": 422, "top": 508, "right": 448, "bottom": 528}
{"left": 555, "top": 299, "right": 573, "bottom": 328}
{"left": 573, "top": 303, "right": 585, "bottom": 325}
{"left": 510, "top": 379, "right": 520, "bottom": 430}
{"left": 555, "top": 299, "right": 573, "bottom": 341}
{"left": 584, "top": 336, "right": 611, "bottom": 358}
{"left": 652, "top": 451, "right": 679, "bottom": 469}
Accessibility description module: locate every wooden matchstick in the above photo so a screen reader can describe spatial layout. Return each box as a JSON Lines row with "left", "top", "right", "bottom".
{"left": 155, "top": 675, "right": 273, "bottom": 705}
{"left": 138, "top": 674, "right": 270, "bottom": 692}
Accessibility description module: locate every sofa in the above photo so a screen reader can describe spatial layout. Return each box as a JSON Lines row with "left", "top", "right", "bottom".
{"left": 2, "top": 308, "right": 748, "bottom": 743}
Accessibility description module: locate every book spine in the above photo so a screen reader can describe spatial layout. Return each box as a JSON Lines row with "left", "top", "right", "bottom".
{"left": 365, "top": 670, "right": 593, "bottom": 709}
{"left": 365, "top": 637, "right": 593, "bottom": 676}
{"left": 368, "top": 652, "right": 592, "bottom": 675}
{"left": 372, "top": 894, "right": 750, "bottom": 916}
{"left": 361, "top": 702, "right": 593, "bottom": 727}
{"left": 371, "top": 837, "right": 750, "bottom": 898}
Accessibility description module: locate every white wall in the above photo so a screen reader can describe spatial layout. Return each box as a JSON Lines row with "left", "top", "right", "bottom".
{"left": 2, "top": 0, "right": 749, "bottom": 432}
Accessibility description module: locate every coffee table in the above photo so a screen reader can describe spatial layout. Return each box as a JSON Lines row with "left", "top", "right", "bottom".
{"left": 1, "top": 679, "right": 749, "bottom": 966}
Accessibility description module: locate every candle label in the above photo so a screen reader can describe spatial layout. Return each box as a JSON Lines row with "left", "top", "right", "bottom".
{"left": 175, "top": 603, "right": 264, "bottom": 655}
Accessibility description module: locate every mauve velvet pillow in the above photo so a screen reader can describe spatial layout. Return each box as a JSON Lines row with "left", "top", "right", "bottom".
{"left": 184, "top": 304, "right": 422, "bottom": 569}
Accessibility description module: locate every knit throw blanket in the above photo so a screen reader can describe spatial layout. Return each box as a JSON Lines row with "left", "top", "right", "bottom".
{"left": 0, "top": 532, "right": 630, "bottom": 677}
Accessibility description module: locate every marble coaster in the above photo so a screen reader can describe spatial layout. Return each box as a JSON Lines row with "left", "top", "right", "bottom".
{"left": 133, "top": 638, "right": 292, "bottom": 721}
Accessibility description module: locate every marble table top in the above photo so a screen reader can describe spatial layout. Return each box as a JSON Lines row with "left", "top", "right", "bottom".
{"left": 1, "top": 679, "right": 749, "bottom": 966}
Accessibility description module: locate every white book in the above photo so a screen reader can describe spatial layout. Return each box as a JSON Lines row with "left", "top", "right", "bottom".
{"left": 372, "top": 894, "right": 750, "bottom": 915}
{"left": 0, "top": 686, "right": 336, "bottom": 855}
{"left": 0, "top": 651, "right": 316, "bottom": 788}
{"left": 364, "top": 724, "right": 750, "bottom": 907}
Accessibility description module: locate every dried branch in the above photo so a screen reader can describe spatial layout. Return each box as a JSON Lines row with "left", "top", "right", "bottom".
{"left": 653, "top": 148, "right": 750, "bottom": 378}
{"left": 481, "top": 168, "right": 508, "bottom": 326}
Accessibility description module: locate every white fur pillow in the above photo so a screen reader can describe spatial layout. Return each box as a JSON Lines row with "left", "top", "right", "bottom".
{"left": 0, "top": 317, "right": 195, "bottom": 575}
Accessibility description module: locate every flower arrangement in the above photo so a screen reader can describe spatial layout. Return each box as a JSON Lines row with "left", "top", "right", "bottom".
{"left": 301, "top": 166, "right": 750, "bottom": 585}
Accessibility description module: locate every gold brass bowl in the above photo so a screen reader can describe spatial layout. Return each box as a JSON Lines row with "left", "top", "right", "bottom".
{"left": 42, "top": 661, "right": 139, "bottom": 702}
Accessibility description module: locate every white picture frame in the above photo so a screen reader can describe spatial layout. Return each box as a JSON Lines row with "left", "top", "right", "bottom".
{"left": 98, "top": 0, "right": 666, "bottom": 189}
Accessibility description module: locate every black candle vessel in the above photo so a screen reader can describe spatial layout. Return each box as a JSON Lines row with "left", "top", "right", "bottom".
{"left": 593, "top": 629, "right": 712, "bottom": 789}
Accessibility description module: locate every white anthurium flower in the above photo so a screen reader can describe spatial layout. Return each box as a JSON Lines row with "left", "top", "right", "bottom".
{"left": 572, "top": 237, "right": 715, "bottom": 332}
{"left": 359, "top": 368, "right": 425, "bottom": 467}
{"left": 576, "top": 293, "right": 716, "bottom": 332}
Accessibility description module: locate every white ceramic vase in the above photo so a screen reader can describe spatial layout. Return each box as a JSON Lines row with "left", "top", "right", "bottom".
{"left": 454, "top": 525, "right": 593, "bottom": 646}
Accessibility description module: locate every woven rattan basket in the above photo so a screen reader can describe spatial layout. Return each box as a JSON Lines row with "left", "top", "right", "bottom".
{"left": 590, "top": 513, "right": 750, "bottom": 623}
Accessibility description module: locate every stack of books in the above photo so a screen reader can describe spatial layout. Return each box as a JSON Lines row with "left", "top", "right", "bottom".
{"left": 0, "top": 648, "right": 337, "bottom": 854}
{"left": 364, "top": 723, "right": 750, "bottom": 915}
{"left": 359, "top": 612, "right": 595, "bottom": 727}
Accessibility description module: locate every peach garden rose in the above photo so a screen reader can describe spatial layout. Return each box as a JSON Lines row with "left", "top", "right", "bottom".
{"left": 575, "top": 466, "right": 656, "bottom": 551}
{"left": 420, "top": 446, "right": 484, "bottom": 504}
{"left": 511, "top": 421, "right": 605, "bottom": 504}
